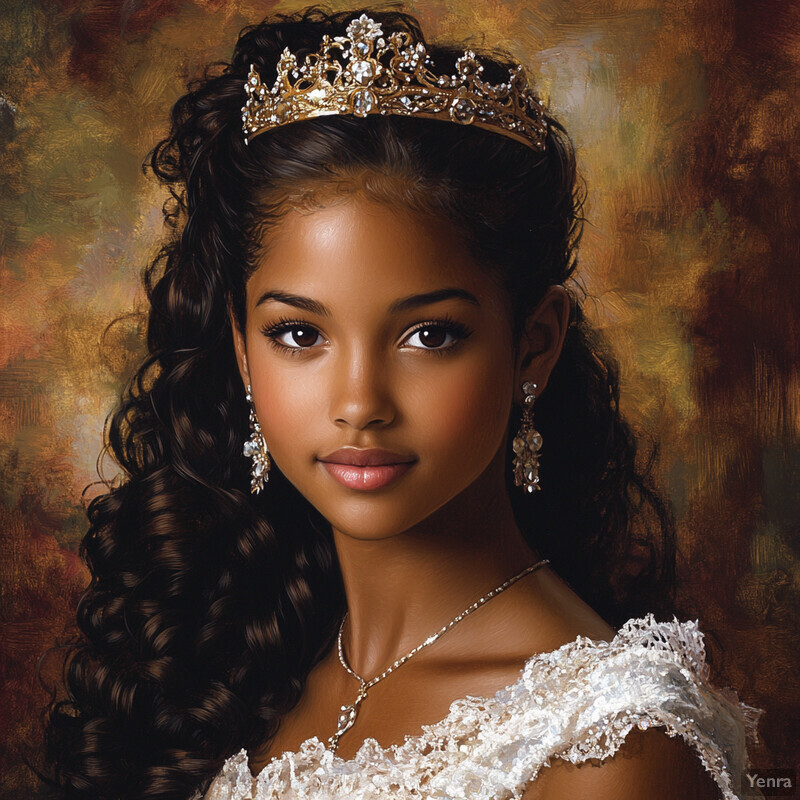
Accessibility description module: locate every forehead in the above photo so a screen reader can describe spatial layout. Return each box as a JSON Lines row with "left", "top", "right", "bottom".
{"left": 249, "top": 197, "right": 504, "bottom": 310}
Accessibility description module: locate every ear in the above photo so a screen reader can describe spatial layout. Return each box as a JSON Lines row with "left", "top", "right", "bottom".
{"left": 514, "top": 285, "right": 571, "bottom": 402}
{"left": 228, "top": 298, "right": 251, "bottom": 389}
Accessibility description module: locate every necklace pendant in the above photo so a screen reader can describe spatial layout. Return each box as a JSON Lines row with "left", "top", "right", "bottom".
{"left": 336, "top": 702, "right": 359, "bottom": 737}
{"left": 330, "top": 681, "right": 367, "bottom": 751}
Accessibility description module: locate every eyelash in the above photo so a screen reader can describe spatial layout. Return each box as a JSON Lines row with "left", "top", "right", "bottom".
{"left": 259, "top": 316, "right": 321, "bottom": 356}
{"left": 259, "top": 314, "right": 473, "bottom": 357}
{"left": 404, "top": 315, "right": 473, "bottom": 357}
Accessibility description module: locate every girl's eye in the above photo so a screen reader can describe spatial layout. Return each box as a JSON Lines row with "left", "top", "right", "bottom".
{"left": 277, "top": 326, "right": 322, "bottom": 348}
{"left": 404, "top": 320, "right": 472, "bottom": 351}
{"left": 262, "top": 320, "right": 325, "bottom": 352}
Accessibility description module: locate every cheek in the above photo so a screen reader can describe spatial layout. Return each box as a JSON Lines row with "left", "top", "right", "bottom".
{"left": 421, "top": 357, "right": 513, "bottom": 459}
{"left": 249, "top": 370, "right": 318, "bottom": 455}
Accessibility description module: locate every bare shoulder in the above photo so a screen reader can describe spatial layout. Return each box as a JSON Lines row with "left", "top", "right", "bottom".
{"left": 521, "top": 727, "right": 722, "bottom": 800}
{"left": 516, "top": 564, "right": 618, "bottom": 652}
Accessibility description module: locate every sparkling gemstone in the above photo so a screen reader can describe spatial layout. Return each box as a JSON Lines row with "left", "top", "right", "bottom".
{"left": 457, "top": 56, "right": 478, "bottom": 76}
{"left": 450, "top": 97, "right": 475, "bottom": 124}
{"left": 337, "top": 704, "right": 357, "bottom": 733}
{"left": 275, "top": 100, "right": 290, "bottom": 119}
{"left": 352, "top": 89, "right": 375, "bottom": 116}
{"left": 522, "top": 381, "right": 537, "bottom": 394}
{"left": 253, "top": 461, "right": 265, "bottom": 477}
{"left": 513, "top": 437, "right": 526, "bottom": 454}
{"left": 351, "top": 60, "right": 374, "bottom": 85}
{"left": 355, "top": 41, "right": 369, "bottom": 56}
{"left": 528, "top": 431, "right": 543, "bottom": 450}
{"left": 526, "top": 469, "right": 537, "bottom": 482}
{"left": 243, "top": 440, "right": 258, "bottom": 457}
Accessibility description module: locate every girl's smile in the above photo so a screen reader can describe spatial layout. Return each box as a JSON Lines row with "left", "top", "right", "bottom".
{"left": 233, "top": 191, "right": 521, "bottom": 541}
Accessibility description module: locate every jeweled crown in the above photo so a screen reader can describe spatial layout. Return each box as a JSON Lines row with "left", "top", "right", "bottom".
{"left": 241, "top": 13, "right": 548, "bottom": 151}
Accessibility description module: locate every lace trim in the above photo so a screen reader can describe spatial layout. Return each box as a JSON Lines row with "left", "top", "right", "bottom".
{"left": 197, "top": 613, "right": 764, "bottom": 800}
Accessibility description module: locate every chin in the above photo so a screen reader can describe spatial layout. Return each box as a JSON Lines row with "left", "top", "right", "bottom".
{"left": 324, "top": 508, "right": 426, "bottom": 541}
{"left": 316, "top": 496, "right": 443, "bottom": 541}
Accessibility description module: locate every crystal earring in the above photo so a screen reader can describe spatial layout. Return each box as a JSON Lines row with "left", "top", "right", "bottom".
{"left": 243, "top": 384, "right": 270, "bottom": 494}
{"left": 512, "top": 381, "right": 543, "bottom": 493}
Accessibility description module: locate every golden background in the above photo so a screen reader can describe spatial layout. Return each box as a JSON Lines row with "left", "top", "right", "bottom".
{"left": 0, "top": 0, "right": 797, "bottom": 794}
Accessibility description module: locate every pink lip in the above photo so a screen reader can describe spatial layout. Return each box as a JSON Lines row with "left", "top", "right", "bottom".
{"left": 320, "top": 461, "right": 415, "bottom": 490}
{"left": 318, "top": 448, "right": 416, "bottom": 466}
{"left": 317, "top": 449, "right": 417, "bottom": 491}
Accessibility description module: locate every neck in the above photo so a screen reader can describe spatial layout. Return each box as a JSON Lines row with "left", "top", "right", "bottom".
{"left": 332, "top": 445, "right": 543, "bottom": 677}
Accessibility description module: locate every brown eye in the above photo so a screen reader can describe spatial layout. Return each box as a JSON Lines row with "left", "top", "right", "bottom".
{"left": 270, "top": 324, "right": 323, "bottom": 349}
{"left": 405, "top": 324, "right": 453, "bottom": 349}
{"left": 288, "top": 326, "right": 320, "bottom": 347}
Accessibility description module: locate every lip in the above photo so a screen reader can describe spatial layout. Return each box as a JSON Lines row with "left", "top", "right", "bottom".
{"left": 318, "top": 448, "right": 417, "bottom": 491}
{"left": 318, "top": 448, "right": 416, "bottom": 466}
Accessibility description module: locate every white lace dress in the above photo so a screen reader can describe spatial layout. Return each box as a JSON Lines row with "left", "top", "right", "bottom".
{"left": 198, "top": 614, "right": 764, "bottom": 800}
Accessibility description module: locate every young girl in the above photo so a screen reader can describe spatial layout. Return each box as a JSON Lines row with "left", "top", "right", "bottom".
{"left": 44, "top": 6, "right": 763, "bottom": 800}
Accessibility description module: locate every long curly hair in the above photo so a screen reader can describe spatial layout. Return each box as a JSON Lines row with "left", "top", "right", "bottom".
{"left": 42, "top": 6, "right": 678, "bottom": 799}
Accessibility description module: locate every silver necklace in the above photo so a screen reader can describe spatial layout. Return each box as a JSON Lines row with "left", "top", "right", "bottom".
{"left": 327, "top": 558, "right": 550, "bottom": 753}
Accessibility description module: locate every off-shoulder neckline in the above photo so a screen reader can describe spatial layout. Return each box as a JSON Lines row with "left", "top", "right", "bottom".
{"left": 231, "top": 613, "right": 704, "bottom": 781}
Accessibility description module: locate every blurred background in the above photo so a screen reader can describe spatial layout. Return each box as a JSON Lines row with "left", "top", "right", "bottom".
{"left": 1, "top": 0, "right": 798, "bottom": 795}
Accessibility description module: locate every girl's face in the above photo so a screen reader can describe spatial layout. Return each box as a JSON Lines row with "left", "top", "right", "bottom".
{"left": 234, "top": 194, "right": 522, "bottom": 541}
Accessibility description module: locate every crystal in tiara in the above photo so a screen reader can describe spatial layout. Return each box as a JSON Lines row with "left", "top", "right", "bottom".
{"left": 241, "top": 13, "right": 548, "bottom": 151}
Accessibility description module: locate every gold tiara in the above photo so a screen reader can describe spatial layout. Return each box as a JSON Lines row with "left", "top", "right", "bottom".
{"left": 241, "top": 13, "right": 548, "bottom": 151}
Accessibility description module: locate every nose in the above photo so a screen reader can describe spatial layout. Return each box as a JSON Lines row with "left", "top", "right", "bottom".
{"left": 328, "top": 343, "right": 396, "bottom": 430}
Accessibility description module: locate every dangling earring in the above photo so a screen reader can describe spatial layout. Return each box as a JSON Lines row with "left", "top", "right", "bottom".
{"left": 243, "top": 384, "right": 270, "bottom": 493}
{"left": 512, "top": 381, "right": 543, "bottom": 493}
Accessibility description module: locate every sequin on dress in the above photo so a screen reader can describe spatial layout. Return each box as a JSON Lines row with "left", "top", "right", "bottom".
{"left": 197, "top": 613, "right": 764, "bottom": 800}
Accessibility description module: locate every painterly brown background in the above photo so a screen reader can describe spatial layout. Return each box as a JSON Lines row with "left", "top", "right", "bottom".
{"left": 1, "top": 0, "right": 798, "bottom": 796}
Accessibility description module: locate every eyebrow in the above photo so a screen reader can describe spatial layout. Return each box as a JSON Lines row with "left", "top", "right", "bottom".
{"left": 390, "top": 288, "right": 480, "bottom": 314}
{"left": 254, "top": 288, "right": 481, "bottom": 315}
{"left": 255, "top": 290, "right": 328, "bottom": 315}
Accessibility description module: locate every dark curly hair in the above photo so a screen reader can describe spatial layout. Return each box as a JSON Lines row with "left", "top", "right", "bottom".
{"left": 42, "top": 5, "right": 678, "bottom": 799}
